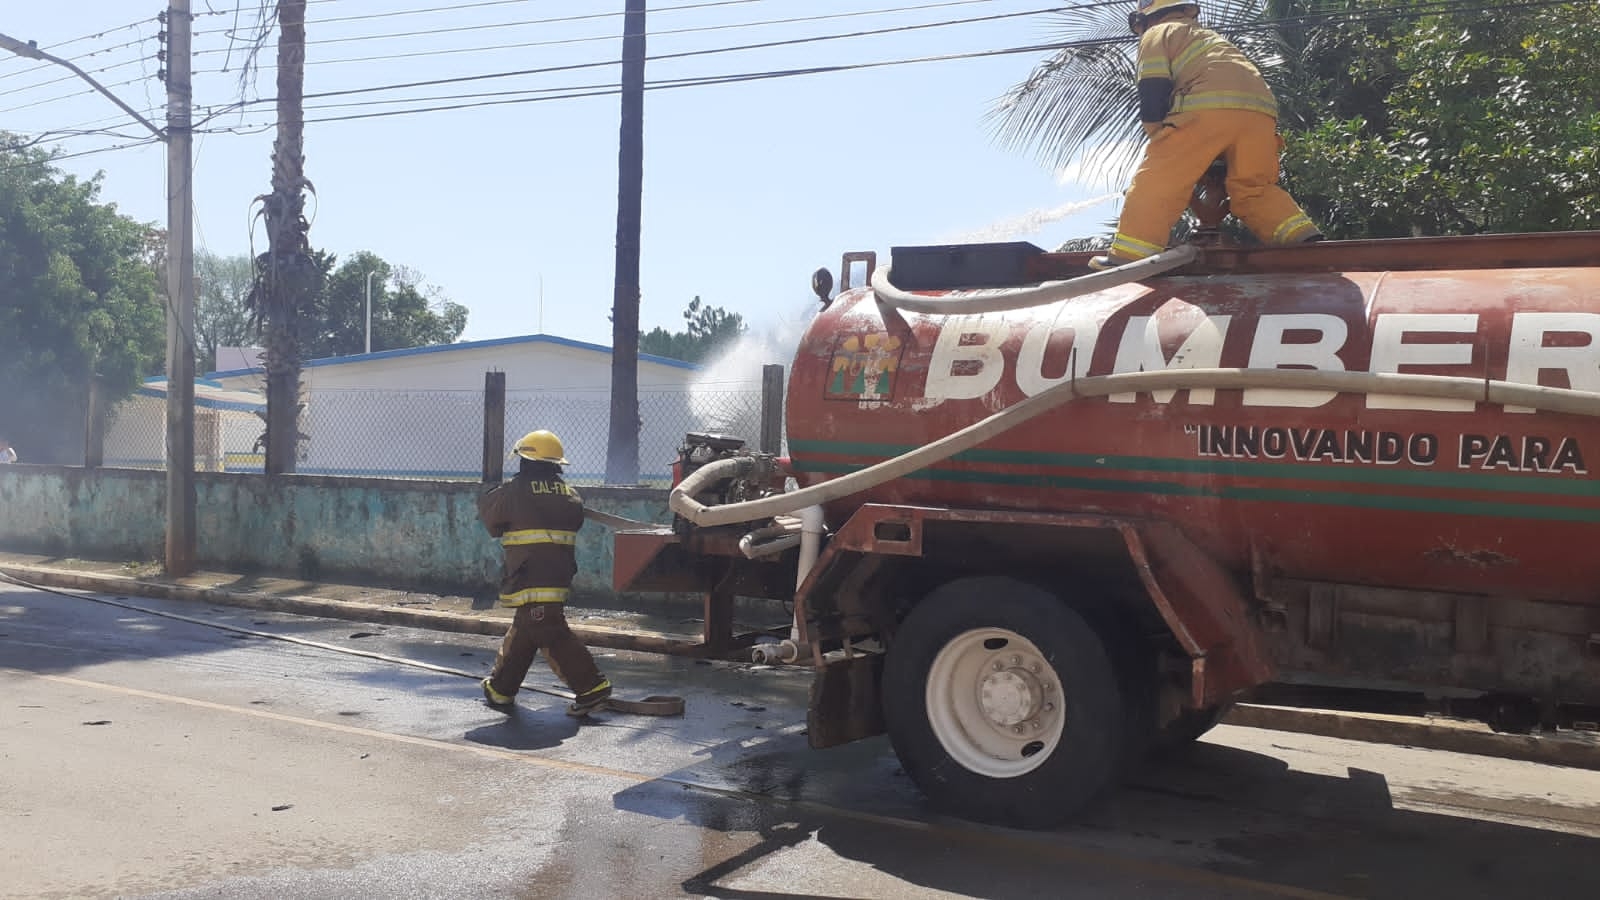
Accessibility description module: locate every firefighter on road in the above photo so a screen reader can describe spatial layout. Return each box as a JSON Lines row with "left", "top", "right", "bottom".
{"left": 478, "top": 429, "right": 613, "bottom": 716}
{"left": 1090, "top": 0, "right": 1322, "bottom": 270}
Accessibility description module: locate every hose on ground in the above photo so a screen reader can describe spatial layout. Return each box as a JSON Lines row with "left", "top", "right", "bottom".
{"left": 868, "top": 245, "right": 1199, "bottom": 315}
{"left": 670, "top": 367, "right": 1600, "bottom": 528}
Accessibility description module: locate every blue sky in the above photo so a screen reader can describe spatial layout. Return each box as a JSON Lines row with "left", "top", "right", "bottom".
{"left": 2, "top": 0, "right": 1122, "bottom": 349}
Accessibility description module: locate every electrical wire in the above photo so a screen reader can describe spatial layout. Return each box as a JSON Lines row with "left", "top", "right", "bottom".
{"left": 190, "top": 0, "right": 1024, "bottom": 68}
{"left": 194, "top": 3, "right": 1064, "bottom": 116}
{"left": 0, "top": 136, "right": 163, "bottom": 177}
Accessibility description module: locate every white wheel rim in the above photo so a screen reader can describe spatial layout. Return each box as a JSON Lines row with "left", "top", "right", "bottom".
{"left": 924, "top": 627, "right": 1066, "bottom": 779}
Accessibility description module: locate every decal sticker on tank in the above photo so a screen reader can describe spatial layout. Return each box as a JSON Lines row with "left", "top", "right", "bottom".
{"left": 826, "top": 333, "right": 904, "bottom": 402}
{"left": 1188, "top": 424, "right": 1587, "bottom": 474}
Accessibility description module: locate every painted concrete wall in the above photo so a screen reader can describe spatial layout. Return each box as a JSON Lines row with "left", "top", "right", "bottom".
{"left": 0, "top": 466, "right": 670, "bottom": 601}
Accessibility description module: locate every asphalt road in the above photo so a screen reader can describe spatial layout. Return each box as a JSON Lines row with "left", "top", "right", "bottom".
{"left": 3, "top": 580, "right": 1599, "bottom": 900}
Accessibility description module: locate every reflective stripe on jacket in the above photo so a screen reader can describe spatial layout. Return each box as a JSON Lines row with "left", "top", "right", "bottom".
{"left": 1137, "top": 20, "right": 1276, "bottom": 120}
{"left": 501, "top": 528, "right": 578, "bottom": 547}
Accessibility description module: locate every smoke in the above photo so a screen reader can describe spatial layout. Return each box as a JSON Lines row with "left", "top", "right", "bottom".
{"left": 687, "top": 297, "right": 817, "bottom": 440}
{"left": 943, "top": 193, "right": 1120, "bottom": 244}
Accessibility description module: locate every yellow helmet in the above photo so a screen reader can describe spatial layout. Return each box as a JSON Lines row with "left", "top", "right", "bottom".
{"left": 1137, "top": 0, "right": 1198, "bottom": 13}
{"left": 1131, "top": 0, "right": 1198, "bottom": 32}
{"left": 513, "top": 430, "right": 569, "bottom": 465}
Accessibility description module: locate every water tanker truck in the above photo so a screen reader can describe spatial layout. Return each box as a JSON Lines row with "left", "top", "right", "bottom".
{"left": 613, "top": 227, "right": 1600, "bottom": 829}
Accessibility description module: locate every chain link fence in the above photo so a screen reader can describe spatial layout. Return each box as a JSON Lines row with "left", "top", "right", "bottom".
{"left": 102, "top": 384, "right": 772, "bottom": 484}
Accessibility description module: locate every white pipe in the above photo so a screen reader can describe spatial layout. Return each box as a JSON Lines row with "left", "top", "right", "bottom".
{"left": 795, "top": 505, "right": 825, "bottom": 592}
{"left": 869, "top": 245, "right": 1199, "bottom": 316}
{"left": 671, "top": 367, "right": 1600, "bottom": 529}
{"left": 739, "top": 529, "right": 801, "bottom": 559}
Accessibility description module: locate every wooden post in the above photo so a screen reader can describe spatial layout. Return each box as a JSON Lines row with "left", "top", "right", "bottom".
{"left": 760, "top": 364, "right": 784, "bottom": 454}
{"left": 84, "top": 375, "right": 104, "bottom": 469}
{"left": 482, "top": 371, "right": 506, "bottom": 483}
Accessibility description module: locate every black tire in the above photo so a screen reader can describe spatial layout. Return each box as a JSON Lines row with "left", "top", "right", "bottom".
{"left": 881, "top": 576, "right": 1129, "bottom": 829}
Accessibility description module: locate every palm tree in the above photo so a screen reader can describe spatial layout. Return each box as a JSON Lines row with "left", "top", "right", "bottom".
{"left": 246, "top": 0, "right": 319, "bottom": 474}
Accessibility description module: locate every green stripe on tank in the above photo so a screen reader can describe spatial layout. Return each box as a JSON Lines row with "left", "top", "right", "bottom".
{"left": 792, "top": 459, "right": 1600, "bottom": 523}
{"left": 787, "top": 439, "right": 1600, "bottom": 498}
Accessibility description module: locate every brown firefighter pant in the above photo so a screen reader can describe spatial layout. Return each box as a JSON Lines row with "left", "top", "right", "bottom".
{"left": 486, "top": 603, "right": 607, "bottom": 699}
{"left": 1108, "top": 108, "right": 1318, "bottom": 262}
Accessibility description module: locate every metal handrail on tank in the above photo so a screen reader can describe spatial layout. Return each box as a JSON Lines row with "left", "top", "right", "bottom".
{"left": 868, "top": 245, "right": 1200, "bottom": 315}
{"left": 670, "top": 367, "right": 1600, "bottom": 529}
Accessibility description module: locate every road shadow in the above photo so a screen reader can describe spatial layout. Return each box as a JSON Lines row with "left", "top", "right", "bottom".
{"left": 463, "top": 711, "right": 579, "bottom": 752}
{"left": 612, "top": 729, "right": 1600, "bottom": 899}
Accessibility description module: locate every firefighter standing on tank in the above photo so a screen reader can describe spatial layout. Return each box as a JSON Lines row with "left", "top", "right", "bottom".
{"left": 1090, "top": 0, "right": 1322, "bottom": 270}
{"left": 478, "top": 429, "right": 613, "bottom": 716}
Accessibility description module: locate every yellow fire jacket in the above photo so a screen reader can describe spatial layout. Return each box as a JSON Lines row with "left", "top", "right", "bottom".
{"left": 1137, "top": 19, "right": 1277, "bottom": 126}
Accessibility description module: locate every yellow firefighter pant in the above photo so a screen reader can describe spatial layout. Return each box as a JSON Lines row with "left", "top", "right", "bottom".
{"left": 1109, "top": 108, "right": 1318, "bottom": 262}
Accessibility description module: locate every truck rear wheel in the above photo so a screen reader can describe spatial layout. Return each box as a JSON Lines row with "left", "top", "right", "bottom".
{"left": 882, "top": 577, "right": 1128, "bottom": 829}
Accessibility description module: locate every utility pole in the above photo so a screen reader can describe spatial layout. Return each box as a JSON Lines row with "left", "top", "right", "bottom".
{"left": 0, "top": 9, "right": 196, "bottom": 575}
{"left": 165, "top": 0, "right": 197, "bottom": 574}
{"left": 606, "top": 0, "right": 646, "bottom": 486}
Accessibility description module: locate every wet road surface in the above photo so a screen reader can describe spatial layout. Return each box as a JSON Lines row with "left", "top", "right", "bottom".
{"left": 3, "top": 580, "right": 1599, "bottom": 899}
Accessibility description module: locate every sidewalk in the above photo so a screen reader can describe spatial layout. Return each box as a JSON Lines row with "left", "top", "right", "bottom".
{"left": 0, "top": 550, "right": 784, "bottom": 657}
{"left": 3, "top": 549, "right": 1597, "bottom": 771}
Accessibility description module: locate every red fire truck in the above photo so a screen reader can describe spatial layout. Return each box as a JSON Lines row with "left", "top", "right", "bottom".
{"left": 614, "top": 229, "right": 1600, "bottom": 828}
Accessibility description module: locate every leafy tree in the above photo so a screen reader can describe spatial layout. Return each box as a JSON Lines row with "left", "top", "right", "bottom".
{"left": 991, "top": 1, "right": 1600, "bottom": 242}
{"left": 0, "top": 140, "right": 165, "bottom": 463}
{"left": 639, "top": 296, "right": 746, "bottom": 363}
{"left": 194, "top": 250, "right": 256, "bottom": 372}
{"left": 1282, "top": 2, "right": 1600, "bottom": 236}
{"left": 302, "top": 251, "right": 467, "bottom": 359}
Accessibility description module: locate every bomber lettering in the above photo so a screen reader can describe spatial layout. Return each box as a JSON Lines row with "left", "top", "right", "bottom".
{"left": 918, "top": 309, "right": 1600, "bottom": 414}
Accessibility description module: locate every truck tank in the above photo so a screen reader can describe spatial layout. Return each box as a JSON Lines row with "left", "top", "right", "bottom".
{"left": 786, "top": 236, "right": 1600, "bottom": 602}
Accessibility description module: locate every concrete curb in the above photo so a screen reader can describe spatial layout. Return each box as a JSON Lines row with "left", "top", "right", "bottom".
{"left": 9, "top": 561, "right": 1599, "bottom": 771}
{"left": 1223, "top": 704, "right": 1600, "bottom": 771}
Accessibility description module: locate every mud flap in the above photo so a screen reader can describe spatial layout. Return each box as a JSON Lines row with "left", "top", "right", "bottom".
{"left": 807, "top": 653, "right": 885, "bottom": 749}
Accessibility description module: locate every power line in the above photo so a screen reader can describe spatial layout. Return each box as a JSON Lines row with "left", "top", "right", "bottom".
{"left": 197, "top": 37, "right": 1100, "bottom": 132}
{"left": 186, "top": 0, "right": 1583, "bottom": 133}
{"left": 0, "top": 136, "right": 163, "bottom": 177}
{"left": 195, "top": 0, "right": 1028, "bottom": 70}
{"left": 0, "top": 29, "right": 156, "bottom": 85}
{"left": 196, "top": 0, "right": 774, "bottom": 35}
{"left": 0, "top": 74, "right": 154, "bottom": 117}
{"left": 0, "top": 54, "right": 154, "bottom": 101}
{"left": 197, "top": 3, "right": 1064, "bottom": 113}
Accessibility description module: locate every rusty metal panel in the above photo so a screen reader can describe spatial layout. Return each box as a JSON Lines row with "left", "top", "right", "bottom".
{"left": 807, "top": 653, "right": 885, "bottom": 749}
{"left": 1125, "top": 521, "right": 1276, "bottom": 706}
{"left": 612, "top": 527, "right": 679, "bottom": 592}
